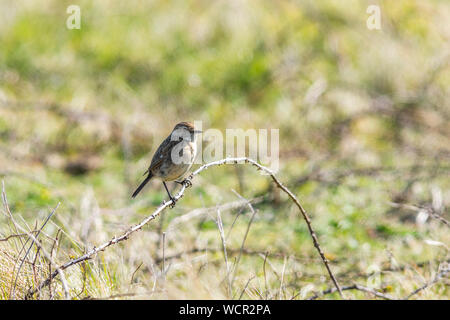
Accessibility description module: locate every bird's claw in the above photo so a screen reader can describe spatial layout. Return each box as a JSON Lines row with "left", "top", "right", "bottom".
{"left": 182, "top": 178, "right": 192, "bottom": 188}
{"left": 169, "top": 197, "right": 177, "bottom": 208}
{"left": 163, "top": 197, "right": 177, "bottom": 208}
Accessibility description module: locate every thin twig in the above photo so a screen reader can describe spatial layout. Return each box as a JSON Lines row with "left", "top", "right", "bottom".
{"left": 130, "top": 262, "right": 143, "bottom": 285}
{"left": 307, "top": 283, "right": 396, "bottom": 300}
{"left": 238, "top": 275, "right": 256, "bottom": 300}
{"left": 31, "top": 246, "right": 41, "bottom": 299}
{"left": 48, "top": 229, "right": 61, "bottom": 299}
{"left": 0, "top": 232, "right": 38, "bottom": 242}
{"left": 389, "top": 202, "right": 449, "bottom": 227}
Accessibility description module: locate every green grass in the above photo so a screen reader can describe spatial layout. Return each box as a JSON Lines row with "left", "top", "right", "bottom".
{"left": 0, "top": 0, "right": 449, "bottom": 300}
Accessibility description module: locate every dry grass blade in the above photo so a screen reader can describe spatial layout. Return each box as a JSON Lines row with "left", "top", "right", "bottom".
{"left": 215, "top": 208, "right": 232, "bottom": 298}
{"left": 11, "top": 202, "right": 60, "bottom": 299}
{"left": 230, "top": 190, "right": 258, "bottom": 295}
{"left": 11, "top": 218, "right": 70, "bottom": 299}
{"left": 404, "top": 263, "right": 450, "bottom": 300}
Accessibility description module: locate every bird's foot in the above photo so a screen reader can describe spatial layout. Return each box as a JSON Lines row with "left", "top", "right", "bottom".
{"left": 175, "top": 178, "right": 192, "bottom": 188}
{"left": 169, "top": 196, "right": 177, "bottom": 208}
{"left": 181, "top": 178, "right": 192, "bottom": 188}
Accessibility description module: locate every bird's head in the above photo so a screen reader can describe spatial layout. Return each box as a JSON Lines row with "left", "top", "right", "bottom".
{"left": 172, "top": 122, "right": 202, "bottom": 141}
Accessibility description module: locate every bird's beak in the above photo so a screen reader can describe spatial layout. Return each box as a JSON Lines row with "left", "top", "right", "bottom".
{"left": 194, "top": 130, "right": 202, "bottom": 134}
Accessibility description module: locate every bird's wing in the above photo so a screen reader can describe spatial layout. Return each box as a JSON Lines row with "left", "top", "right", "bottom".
{"left": 148, "top": 136, "right": 179, "bottom": 172}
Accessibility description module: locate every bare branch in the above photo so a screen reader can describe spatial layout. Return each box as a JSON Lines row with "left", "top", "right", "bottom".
{"left": 26, "top": 157, "right": 344, "bottom": 299}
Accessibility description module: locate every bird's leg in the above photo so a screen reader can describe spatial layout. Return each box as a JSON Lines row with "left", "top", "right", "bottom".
{"left": 163, "top": 181, "right": 176, "bottom": 208}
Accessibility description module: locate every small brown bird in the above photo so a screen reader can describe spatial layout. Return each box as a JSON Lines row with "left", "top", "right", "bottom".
{"left": 132, "top": 122, "right": 201, "bottom": 203}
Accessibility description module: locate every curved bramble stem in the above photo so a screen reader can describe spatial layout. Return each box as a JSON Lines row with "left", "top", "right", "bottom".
{"left": 26, "top": 157, "right": 344, "bottom": 299}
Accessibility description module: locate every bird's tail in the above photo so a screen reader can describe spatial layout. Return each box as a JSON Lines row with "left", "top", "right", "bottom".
{"left": 132, "top": 173, "right": 153, "bottom": 198}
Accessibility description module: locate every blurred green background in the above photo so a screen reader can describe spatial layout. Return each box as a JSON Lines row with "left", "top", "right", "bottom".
{"left": 0, "top": 0, "right": 449, "bottom": 299}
